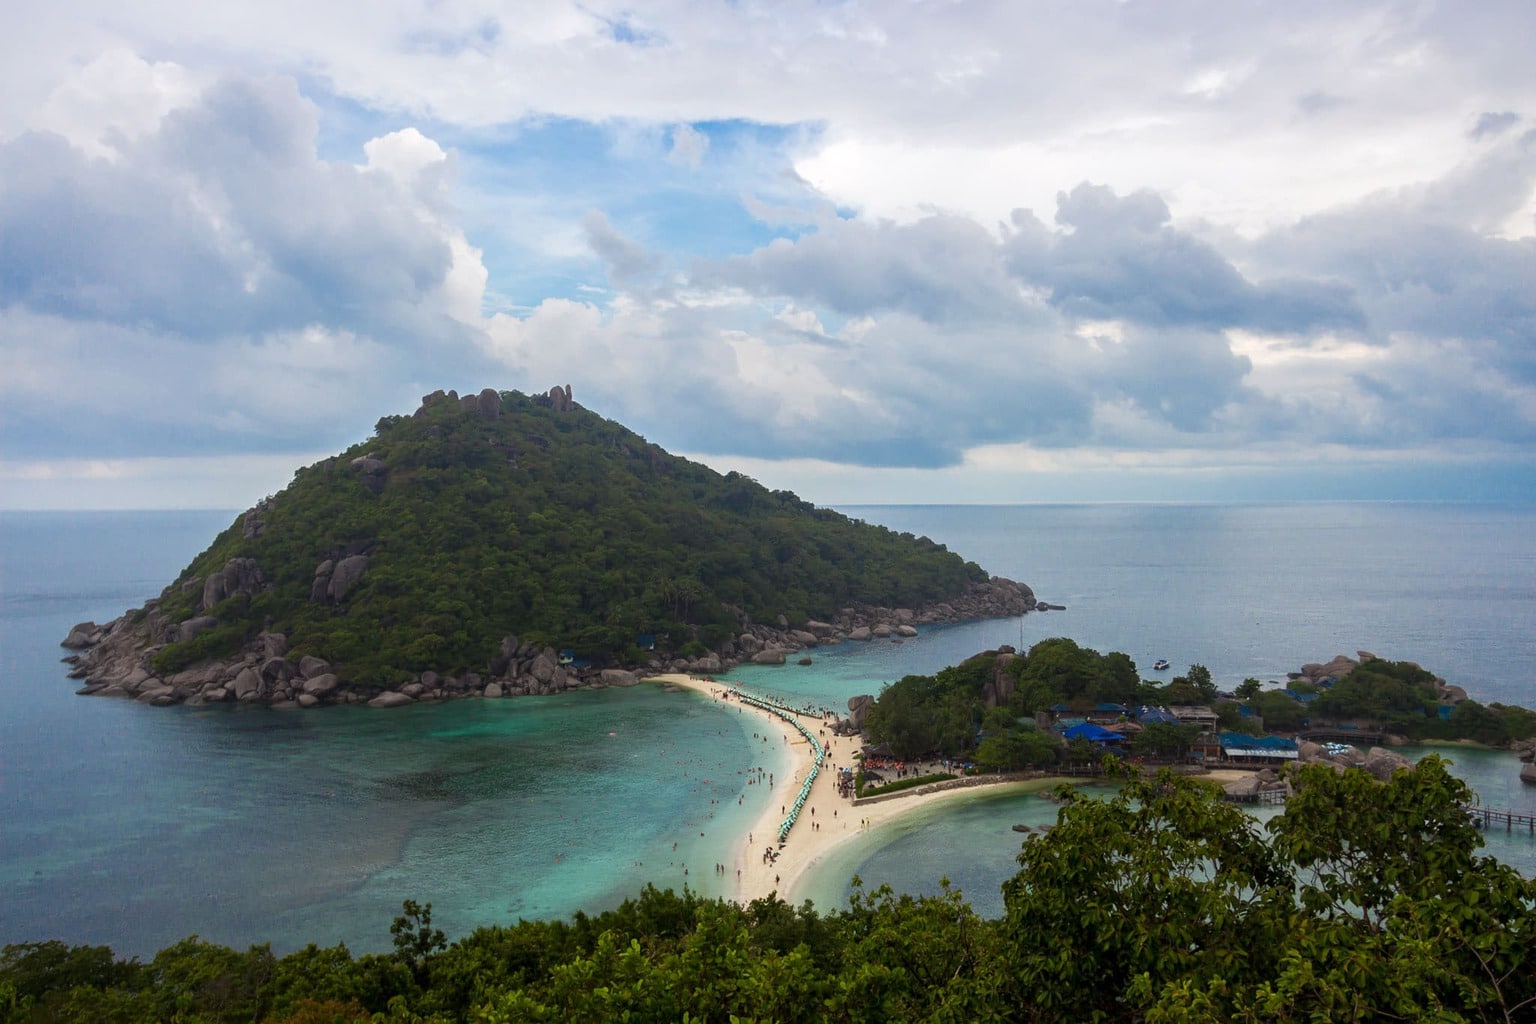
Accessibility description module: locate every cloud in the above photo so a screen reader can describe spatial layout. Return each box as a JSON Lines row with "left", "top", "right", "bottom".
{"left": 6, "top": 6, "right": 1536, "bottom": 506}
{"left": 1471, "top": 111, "right": 1520, "bottom": 139}
{"left": 0, "top": 68, "right": 493, "bottom": 460}
{"left": 667, "top": 123, "right": 708, "bottom": 168}
{"left": 472, "top": 153, "right": 1534, "bottom": 472}
{"left": 1250, "top": 129, "right": 1536, "bottom": 391}
{"left": 583, "top": 210, "right": 663, "bottom": 285}
{"left": 701, "top": 213, "right": 1023, "bottom": 323}
{"left": 0, "top": 76, "right": 462, "bottom": 340}
{"left": 1005, "top": 184, "right": 1364, "bottom": 335}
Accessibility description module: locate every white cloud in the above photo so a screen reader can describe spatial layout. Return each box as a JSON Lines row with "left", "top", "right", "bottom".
{"left": 5, "top": 2, "right": 1536, "bottom": 504}
{"left": 29, "top": 49, "right": 203, "bottom": 159}
{"left": 667, "top": 123, "right": 708, "bottom": 168}
{"left": 0, "top": 453, "right": 329, "bottom": 510}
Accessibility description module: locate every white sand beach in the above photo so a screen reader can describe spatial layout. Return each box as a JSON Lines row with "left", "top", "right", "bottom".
{"left": 649, "top": 672, "right": 1188, "bottom": 905}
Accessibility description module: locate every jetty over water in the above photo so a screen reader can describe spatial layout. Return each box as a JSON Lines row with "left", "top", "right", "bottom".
{"left": 1464, "top": 804, "right": 1536, "bottom": 835}
{"left": 1298, "top": 727, "right": 1386, "bottom": 746}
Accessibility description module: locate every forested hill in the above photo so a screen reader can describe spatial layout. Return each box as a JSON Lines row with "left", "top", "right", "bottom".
{"left": 67, "top": 386, "right": 1027, "bottom": 691}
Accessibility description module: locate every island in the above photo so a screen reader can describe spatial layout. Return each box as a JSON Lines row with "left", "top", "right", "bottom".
{"left": 59, "top": 385, "right": 1037, "bottom": 709}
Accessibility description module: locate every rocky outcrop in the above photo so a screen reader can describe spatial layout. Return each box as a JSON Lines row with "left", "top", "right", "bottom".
{"left": 984, "top": 649, "right": 1018, "bottom": 708}
{"left": 199, "top": 558, "right": 267, "bottom": 611}
{"left": 176, "top": 616, "right": 218, "bottom": 643}
{"left": 1362, "top": 746, "right": 1413, "bottom": 781}
{"left": 713, "top": 576, "right": 1039, "bottom": 671}
{"left": 310, "top": 554, "right": 370, "bottom": 604}
{"left": 62, "top": 566, "right": 1045, "bottom": 710}
{"left": 63, "top": 569, "right": 1046, "bottom": 709}
{"left": 63, "top": 621, "right": 99, "bottom": 649}
{"left": 476, "top": 388, "right": 502, "bottom": 419}
{"left": 1223, "top": 775, "right": 1261, "bottom": 800}
{"left": 547, "top": 384, "right": 574, "bottom": 412}
{"left": 327, "top": 555, "right": 369, "bottom": 603}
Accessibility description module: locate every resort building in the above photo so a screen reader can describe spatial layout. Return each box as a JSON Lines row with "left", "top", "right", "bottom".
{"left": 1168, "top": 705, "right": 1220, "bottom": 732}
{"left": 1218, "top": 732, "right": 1300, "bottom": 765}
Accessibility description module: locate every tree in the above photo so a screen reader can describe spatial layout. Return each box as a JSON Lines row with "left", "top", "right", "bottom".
{"left": 1000, "top": 761, "right": 1289, "bottom": 1021}
{"left": 1088, "top": 652, "right": 1141, "bottom": 706}
{"left": 1131, "top": 722, "right": 1200, "bottom": 761}
{"left": 1249, "top": 690, "right": 1305, "bottom": 733}
{"left": 977, "top": 728, "right": 1059, "bottom": 771}
{"left": 1186, "top": 664, "right": 1217, "bottom": 702}
{"left": 864, "top": 674, "right": 939, "bottom": 759}
{"left": 1235, "top": 677, "right": 1263, "bottom": 701}
{"left": 1213, "top": 702, "right": 1244, "bottom": 731}
{"left": 389, "top": 901, "right": 445, "bottom": 981}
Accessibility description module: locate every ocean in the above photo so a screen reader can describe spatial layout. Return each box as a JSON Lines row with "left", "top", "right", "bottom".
{"left": 2, "top": 503, "right": 1534, "bottom": 955}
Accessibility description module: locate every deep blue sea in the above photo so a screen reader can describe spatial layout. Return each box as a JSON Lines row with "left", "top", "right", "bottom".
{"left": 3, "top": 504, "right": 1534, "bottom": 954}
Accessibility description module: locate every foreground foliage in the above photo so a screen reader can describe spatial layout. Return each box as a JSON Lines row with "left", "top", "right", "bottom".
{"left": 6, "top": 757, "right": 1532, "bottom": 1023}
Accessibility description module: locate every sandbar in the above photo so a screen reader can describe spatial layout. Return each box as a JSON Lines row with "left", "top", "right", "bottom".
{"left": 649, "top": 673, "right": 1140, "bottom": 906}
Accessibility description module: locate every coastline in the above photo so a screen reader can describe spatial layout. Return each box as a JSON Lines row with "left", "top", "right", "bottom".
{"left": 650, "top": 673, "right": 1257, "bottom": 906}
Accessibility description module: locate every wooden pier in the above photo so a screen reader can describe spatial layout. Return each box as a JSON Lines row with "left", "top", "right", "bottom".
{"left": 1464, "top": 804, "right": 1536, "bottom": 835}
{"left": 1298, "top": 728, "right": 1386, "bottom": 746}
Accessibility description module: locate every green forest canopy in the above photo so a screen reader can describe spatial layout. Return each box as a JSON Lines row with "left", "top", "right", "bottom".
{"left": 147, "top": 389, "right": 988, "bottom": 685}
{"left": 5, "top": 758, "right": 1532, "bottom": 1023}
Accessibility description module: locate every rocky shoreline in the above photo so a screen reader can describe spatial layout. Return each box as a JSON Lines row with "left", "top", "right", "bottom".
{"left": 60, "top": 576, "right": 1039, "bottom": 711}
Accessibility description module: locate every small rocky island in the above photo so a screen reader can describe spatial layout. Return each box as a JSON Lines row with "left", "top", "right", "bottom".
{"left": 61, "top": 386, "right": 1040, "bottom": 710}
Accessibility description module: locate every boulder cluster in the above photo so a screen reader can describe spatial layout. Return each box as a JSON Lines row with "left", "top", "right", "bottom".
{"left": 61, "top": 566, "right": 1040, "bottom": 711}
{"left": 668, "top": 579, "right": 1037, "bottom": 674}
{"left": 63, "top": 614, "right": 644, "bottom": 710}
{"left": 1297, "top": 742, "right": 1414, "bottom": 779}
{"left": 1288, "top": 650, "right": 1464, "bottom": 704}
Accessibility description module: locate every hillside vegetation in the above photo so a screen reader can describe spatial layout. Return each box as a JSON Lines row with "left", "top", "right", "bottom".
{"left": 145, "top": 388, "right": 987, "bottom": 684}
{"left": 864, "top": 641, "right": 1536, "bottom": 766}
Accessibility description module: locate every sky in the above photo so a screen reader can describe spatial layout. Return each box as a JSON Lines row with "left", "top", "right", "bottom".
{"left": 2, "top": 1, "right": 1535, "bottom": 509}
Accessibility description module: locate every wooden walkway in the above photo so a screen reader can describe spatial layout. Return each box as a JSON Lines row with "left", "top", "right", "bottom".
{"left": 1298, "top": 728, "right": 1386, "bottom": 746}
{"left": 1464, "top": 804, "right": 1536, "bottom": 835}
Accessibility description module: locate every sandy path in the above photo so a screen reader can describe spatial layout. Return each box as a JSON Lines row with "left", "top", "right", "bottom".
{"left": 650, "top": 673, "right": 1069, "bottom": 905}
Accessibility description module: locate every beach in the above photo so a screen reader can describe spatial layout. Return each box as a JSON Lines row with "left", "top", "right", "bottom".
{"left": 650, "top": 673, "right": 1215, "bottom": 905}
{"left": 652, "top": 673, "right": 1259, "bottom": 906}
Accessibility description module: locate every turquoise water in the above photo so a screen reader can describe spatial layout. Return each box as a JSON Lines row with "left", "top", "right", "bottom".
{"left": 3, "top": 505, "right": 1535, "bottom": 954}
{"left": 800, "top": 744, "right": 1536, "bottom": 918}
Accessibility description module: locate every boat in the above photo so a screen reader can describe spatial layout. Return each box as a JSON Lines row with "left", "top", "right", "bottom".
{"left": 1153, "top": 659, "right": 1170, "bottom": 671}
{"left": 1011, "top": 824, "right": 1032, "bottom": 833}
